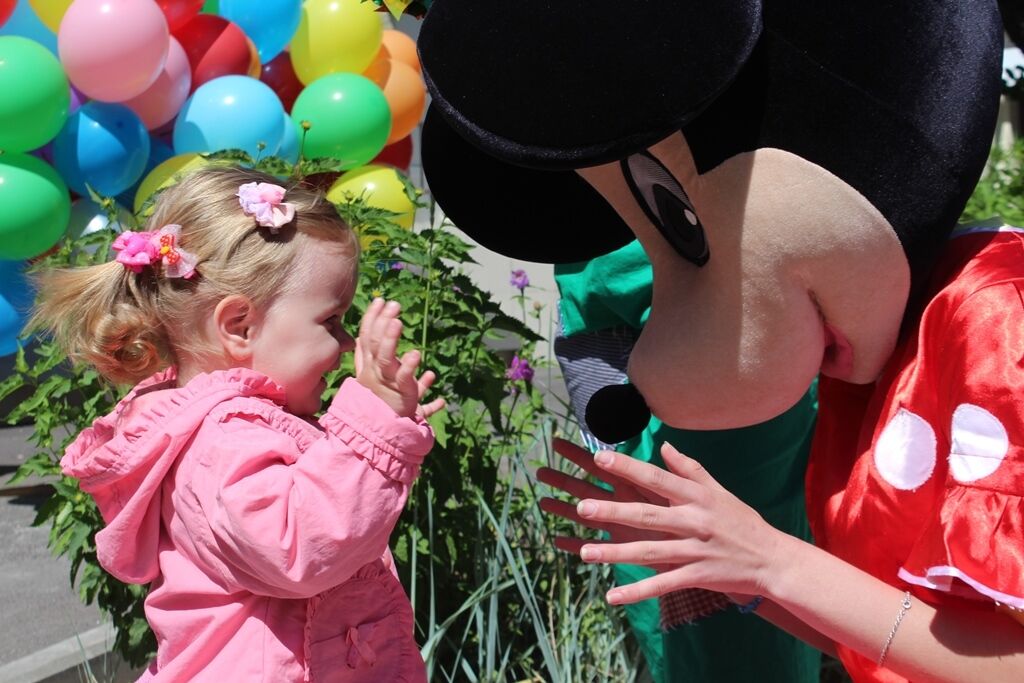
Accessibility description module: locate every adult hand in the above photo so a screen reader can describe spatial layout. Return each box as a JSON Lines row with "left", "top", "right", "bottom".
{"left": 541, "top": 439, "right": 784, "bottom": 605}
{"left": 355, "top": 298, "right": 445, "bottom": 419}
{"left": 537, "top": 438, "right": 676, "bottom": 571}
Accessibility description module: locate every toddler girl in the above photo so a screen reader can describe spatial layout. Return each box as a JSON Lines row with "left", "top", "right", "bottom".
{"left": 32, "top": 166, "right": 443, "bottom": 682}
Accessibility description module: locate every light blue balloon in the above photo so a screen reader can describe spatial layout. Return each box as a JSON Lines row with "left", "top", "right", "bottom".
{"left": 53, "top": 102, "right": 151, "bottom": 197}
{"left": 0, "top": 259, "right": 33, "bottom": 357}
{"left": 174, "top": 76, "right": 286, "bottom": 160}
{"left": 0, "top": 1, "right": 57, "bottom": 56}
{"left": 220, "top": 0, "right": 300, "bottom": 63}
{"left": 277, "top": 113, "right": 300, "bottom": 163}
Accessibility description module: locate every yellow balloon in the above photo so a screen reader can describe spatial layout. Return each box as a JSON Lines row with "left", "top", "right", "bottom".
{"left": 327, "top": 165, "right": 416, "bottom": 239}
{"left": 290, "top": 0, "right": 383, "bottom": 85}
{"left": 28, "top": 0, "right": 74, "bottom": 33}
{"left": 134, "top": 153, "right": 212, "bottom": 215}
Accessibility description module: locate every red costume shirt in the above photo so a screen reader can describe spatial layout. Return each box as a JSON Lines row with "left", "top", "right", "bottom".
{"left": 807, "top": 228, "right": 1024, "bottom": 682}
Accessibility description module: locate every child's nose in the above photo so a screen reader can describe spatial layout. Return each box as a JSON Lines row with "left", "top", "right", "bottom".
{"left": 337, "top": 331, "right": 356, "bottom": 353}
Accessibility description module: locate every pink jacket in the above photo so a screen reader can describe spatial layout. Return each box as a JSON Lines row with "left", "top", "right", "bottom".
{"left": 61, "top": 368, "right": 433, "bottom": 682}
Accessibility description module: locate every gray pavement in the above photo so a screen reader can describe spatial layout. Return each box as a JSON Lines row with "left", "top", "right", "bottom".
{"left": 0, "top": 425, "right": 106, "bottom": 668}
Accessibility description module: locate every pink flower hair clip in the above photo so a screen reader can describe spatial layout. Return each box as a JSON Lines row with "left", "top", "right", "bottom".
{"left": 112, "top": 225, "right": 198, "bottom": 279}
{"left": 237, "top": 182, "right": 296, "bottom": 233}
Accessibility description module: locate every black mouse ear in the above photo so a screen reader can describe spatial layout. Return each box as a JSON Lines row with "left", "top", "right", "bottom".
{"left": 585, "top": 383, "right": 652, "bottom": 446}
{"left": 421, "top": 106, "right": 636, "bottom": 264}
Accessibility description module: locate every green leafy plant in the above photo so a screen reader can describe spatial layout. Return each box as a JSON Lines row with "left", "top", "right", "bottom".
{"left": 961, "top": 140, "right": 1024, "bottom": 226}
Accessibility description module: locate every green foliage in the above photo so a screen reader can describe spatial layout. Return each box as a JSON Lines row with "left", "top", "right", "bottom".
{"left": 5, "top": 169, "right": 642, "bottom": 677}
{"left": 961, "top": 140, "right": 1024, "bottom": 226}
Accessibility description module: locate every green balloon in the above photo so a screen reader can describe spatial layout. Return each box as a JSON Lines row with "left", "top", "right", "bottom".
{"left": 202, "top": 0, "right": 219, "bottom": 13}
{"left": 291, "top": 73, "right": 391, "bottom": 169}
{"left": 0, "top": 153, "right": 70, "bottom": 259}
{"left": 0, "top": 36, "right": 70, "bottom": 153}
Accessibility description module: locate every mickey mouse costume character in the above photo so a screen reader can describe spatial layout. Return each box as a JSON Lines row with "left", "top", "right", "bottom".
{"left": 418, "top": 1, "right": 1023, "bottom": 681}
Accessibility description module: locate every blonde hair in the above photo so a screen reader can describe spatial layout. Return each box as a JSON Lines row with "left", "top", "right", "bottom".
{"left": 30, "top": 166, "right": 358, "bottom": 385}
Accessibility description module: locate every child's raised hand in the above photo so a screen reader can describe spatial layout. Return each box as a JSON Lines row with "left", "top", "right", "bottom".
{"left": 355, "top": 298, "right": 445, "bottom": 419}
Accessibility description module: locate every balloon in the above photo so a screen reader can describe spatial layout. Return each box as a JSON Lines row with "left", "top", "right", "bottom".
{"left": 0, "top": 1, "right": 57, "bottom": 56}
{"left": 58, "top": 0, "right": 169, "bottom": 102}
{"left": 381, "top": 30, "right": 419, "bottom": 74}
{"left": 27, "top": 0, "right": 70, "bottom": 33}
{"left": 379, "top": 60, "right": 425, "bottom": 145}
{"left": 52, "top": 102, "right": 150, "bottom": 196}
{"left": 290, "top": 73, "right": 390, "bottom": 168}
{"left": 220, "top": 0, "right": 299, "bottom": 63}
{"left": 123, "top": 37, "right": 191, "bottom": 130}
{"left": 66, "top": 198, "right": 133, "bottom": 240}
{"left": 0, "top": 36, "right": 69, "bottom": 152}
{"left": 361, "top": 44, "right": 391, "bottom": 87}
{"left": 244, "top": 36, "right": 260, "bottom": 78}
{"left": 173, "top": 13, "right": 250, "bottom": 91}
{"left": 260, "top": 51, "right": 303, "bottom": 112}
{"left": 157, "top": 0, "right": 204, "bottom": 33}
{"left": 0, "top": 259, "right": 34, "bottom": 356}
{"left": 116, "top": 134, "right": 175, "bottom": 208}
{"left": 277, "top": 112, "right": 301, "bottom": 163}
{"left": 134, "top": 152, "right": 210, "bottom": 214}
{"left": 0, "top": 0, "right": 15, "bottom": 28}
{"left": 0, "top": 153, "right": 69, "bottom": 260}
{"left": 174, "top": 75, "right": 285, "bottom": 158}
{"left": 290, "top": 0, "right": 382, "bottom": 85}
{"left": 327, "top": 164, "right": 415, "bottom": 229}
{"left": 372, "top": 135, "right": 413, "bottom": 171}
{"left": 201, "top": 0, "right": 217, "bottom": 13}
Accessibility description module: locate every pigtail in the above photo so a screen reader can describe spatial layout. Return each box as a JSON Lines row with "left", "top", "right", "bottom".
{"left": 29, "top": 262, "right": 172, "bottom": 385}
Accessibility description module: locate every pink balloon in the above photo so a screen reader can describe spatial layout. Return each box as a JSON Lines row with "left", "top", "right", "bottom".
{"left": 123, "top": 37, "right": 191, "bottom": 130}
{"left": 59, "top": 0, "right": 169, "bottom": 102}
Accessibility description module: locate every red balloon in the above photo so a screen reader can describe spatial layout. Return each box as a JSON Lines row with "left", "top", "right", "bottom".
{"left": 372, "top": 136, "right": 414, "bottom": 172}
{"left": 0, "top": 0, "right": 15, "bottom": 28}
{"left": 173, "top": 14, "right": 251, "bottom": 92}
{"left": 260, "top": 52, "right": 303, "bottom": 113}
{"left": 157, "top": 0, "right": 204, "bottom": 33}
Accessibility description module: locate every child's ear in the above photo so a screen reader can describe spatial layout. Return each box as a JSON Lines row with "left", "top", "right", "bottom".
{"left": 213, "top": 295, "right": 257, "bottom": 362}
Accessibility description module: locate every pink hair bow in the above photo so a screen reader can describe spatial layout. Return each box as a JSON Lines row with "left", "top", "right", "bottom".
{"left": 112, "top": 225, "right": 198, "bottom": 279}
{"left": 237, "top": 182, "right": 296, "bottom": 233}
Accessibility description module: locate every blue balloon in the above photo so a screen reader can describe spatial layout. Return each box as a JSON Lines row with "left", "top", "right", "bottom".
{"left": 220, "top": 0, "right": 300, "bottom": 63}
{"left": 116, "top": 135, "right": 175, "bottom": 209}
{"left": 0, "top": 259, "right": 33, "bottom": 357}
{"left": 174, "top": 76, "right": 286, "bottom": 159}
{"left": 277, "top": 113, "right": 300, "bottom": 163}
{"left": 53, "top": 102, "right": 150, "bottom": 197}
{"left": 0, "top": 1, "right": 57, "bottom": 56}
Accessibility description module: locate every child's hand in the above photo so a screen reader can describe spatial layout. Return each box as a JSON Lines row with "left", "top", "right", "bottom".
{"left": 355, "top": 298, "right": 445, "bottom": 419}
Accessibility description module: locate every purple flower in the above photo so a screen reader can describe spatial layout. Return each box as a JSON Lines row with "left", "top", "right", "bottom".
{"left": 391, "top": 261, "right": 406, "bottom": 270}
{"left": 505, "top": 355, "right": 535, "bottom": 382}
{"left": 510, "top": 269, "right": 529, "bottom": 292}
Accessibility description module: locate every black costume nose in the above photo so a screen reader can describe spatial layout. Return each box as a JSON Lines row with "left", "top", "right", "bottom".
{"left": 585, "top": 383, "right": 652, "bottom": 445}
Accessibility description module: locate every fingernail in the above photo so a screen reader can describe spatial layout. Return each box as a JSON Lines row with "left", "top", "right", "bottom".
{"left": 594, "top": 452, "right": 613, "bottom": 466}
{"left": 577, "top": 501, "right": 597, "bottom": 517}
{"left": 580, "top": 546, "right": 601, "bottom": 561}
{"left": 607, "top": 589, "right": 623, "bottom": 603}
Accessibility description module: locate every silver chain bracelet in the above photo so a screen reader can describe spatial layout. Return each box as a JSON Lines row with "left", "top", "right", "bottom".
{"left": 877, "top": 591, "right": 912, "bottom": 666}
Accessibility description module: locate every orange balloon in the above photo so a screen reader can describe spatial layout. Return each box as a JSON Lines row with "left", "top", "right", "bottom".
{"left": 361, "top": 44, "right": 392, "bottom": 87}
{"left": 380, "top": 60, "right": 426, "bottom": 145}
{"left": 380, "top": 30, "right": 419, "bottom": 74}
{"left": 246, "top": 37, "right": 262, "bottom": 78}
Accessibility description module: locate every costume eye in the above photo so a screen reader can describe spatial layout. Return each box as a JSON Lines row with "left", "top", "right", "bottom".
{"left": 621, "top": 151, "right": 709, "bottom": 267}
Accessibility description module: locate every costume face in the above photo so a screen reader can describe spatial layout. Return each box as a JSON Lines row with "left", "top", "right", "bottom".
{"left": 577, "top": 133, "right": 909, "bottom": 428}
{"left": 249, "top": 241, "right": 356, "bottom": 416}
{"left": 418, "top": 0, "right": 1002, "bottom": 434}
